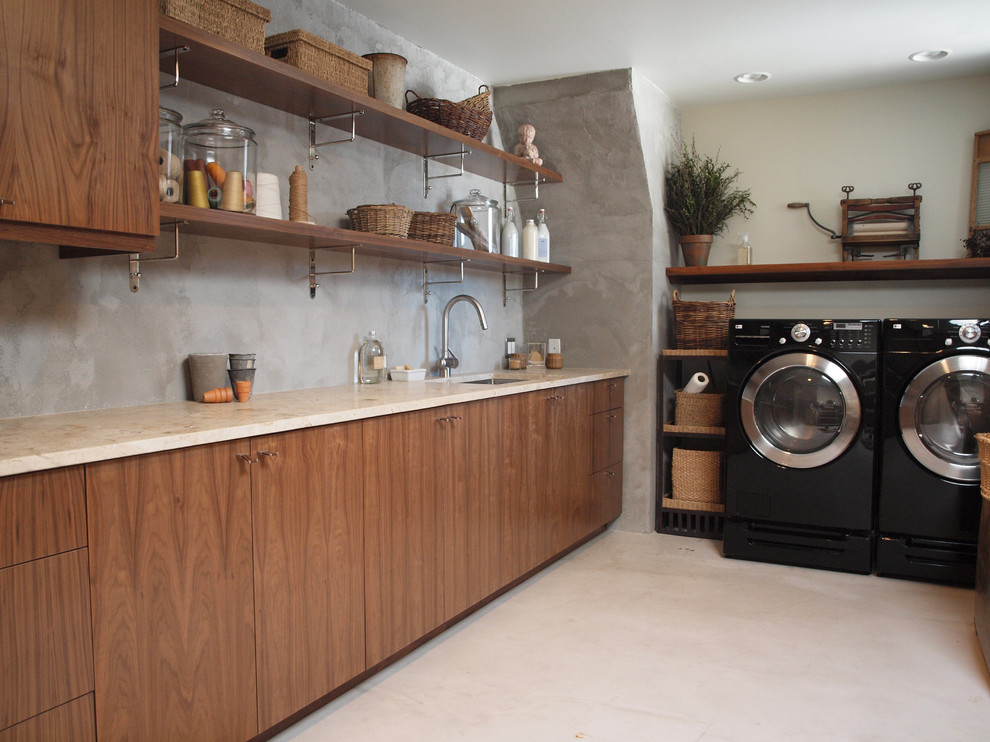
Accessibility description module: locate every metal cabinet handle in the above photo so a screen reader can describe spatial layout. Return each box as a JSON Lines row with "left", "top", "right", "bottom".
{"left": 0, "top": 198, "right": 14, "bottom": 206}
{"left": 548, "top": 394, "right": 564, "bottom": 401}
{"left": 257, "top": 450, "right": 279, "bottom": 458}
{"left": 237, "top": 453, "right": 257, "bottom": 464}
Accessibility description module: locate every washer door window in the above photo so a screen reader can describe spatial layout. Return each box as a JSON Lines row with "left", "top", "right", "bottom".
{"left": 741, "top": 353, "right": 862, "bottom": 469}
{"left": 899, "top": 355, "right": 990, "bottom": 482}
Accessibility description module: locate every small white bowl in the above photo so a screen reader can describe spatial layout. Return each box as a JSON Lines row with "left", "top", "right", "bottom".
{"left": 390, "top": 368, "right": 427, "bottom": 381}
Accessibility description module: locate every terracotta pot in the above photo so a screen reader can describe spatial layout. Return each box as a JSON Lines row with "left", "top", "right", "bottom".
{"left": 679, "top": 235, "right": 714, "bottom": 266}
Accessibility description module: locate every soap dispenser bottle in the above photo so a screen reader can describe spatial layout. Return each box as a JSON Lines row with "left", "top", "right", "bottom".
{"left": 359, "top": 330, "right": 386, "bottom": 384}
{"left": 738, "top": 232, "right": 752, "bottom": 265}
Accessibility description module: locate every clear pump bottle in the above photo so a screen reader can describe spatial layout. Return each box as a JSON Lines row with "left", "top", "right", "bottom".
{"left": 359, "top": 330, "right": 387, "bottom": 384}
{"left": 536, "top": 208, "right": 550, "bottom": 262}
{"left": 738, "top": 232, "right": 752, "bottom": 265}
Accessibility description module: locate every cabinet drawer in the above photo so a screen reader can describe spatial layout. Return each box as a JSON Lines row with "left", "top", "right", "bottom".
{"left": 0, "top": 550, "right": 94, "bottom": 730}
{"left": 592, "top": 407, "right": 624, "bottom": 472}
{"left": 592, "top": 378, "right": 624, "bottom": 413}
{"left": 0, "top": 694, "right": 95, "bottom": 742}
{"left": 0, "top": 467, "right": 86, "bottom": 569}
{"left": 592, "top": 463, "right": 623, "bottom": 528}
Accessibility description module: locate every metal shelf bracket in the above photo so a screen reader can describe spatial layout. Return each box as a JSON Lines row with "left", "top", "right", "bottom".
{"left": 503, "top": 172, "right": 541, "bottom": 204}
{"left": 423, "top": 147, "right": 471, "bottom": 197}
{"left": 502, "top": 270, "right": 540, "bottom": 306}
{"left": 309, "top": 245, "right": 357, "bottom": 298}
{"left": 423, "top": 258, "right": 468, "bottom": 304}
{"left": 159, "top": 45, "right": 190, "bottom": 90}
{"left": 309, "top": 110, "right": 365, "bottom": 168}
{"left": 130, "top": 220, "right": 183, "bottom": 293}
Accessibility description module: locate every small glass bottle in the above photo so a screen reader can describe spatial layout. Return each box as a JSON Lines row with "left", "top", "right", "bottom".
{"left": 738, "top": 232, "right": 752, "bottom": 265}
{"left": 359, "top": 330, "right": 387, "bottom": 384}
{"left": 501, "top": 206, "right": 520, "bottom": 258}
{"left": 522, "top": 219, "right": 538, "bottom": 261}
{"left": 536, "top": 208, "right": 550, "bottom": 262}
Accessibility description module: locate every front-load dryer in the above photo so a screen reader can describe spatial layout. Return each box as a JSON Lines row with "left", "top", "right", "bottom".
{"left": 877, "top": 318, "right": 990, "bottom": 585}
{"left": 724, "top": 319, "right": 880, "bottom": 574}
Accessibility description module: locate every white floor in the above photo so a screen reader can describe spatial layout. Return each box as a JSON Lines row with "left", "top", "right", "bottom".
{"left": 273, "top": 531, "right": 990, "bottom": 742}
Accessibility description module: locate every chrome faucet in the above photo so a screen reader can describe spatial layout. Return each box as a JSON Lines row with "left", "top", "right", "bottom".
{"left": 439, "top": 294, "right": 488, "bottom": 377}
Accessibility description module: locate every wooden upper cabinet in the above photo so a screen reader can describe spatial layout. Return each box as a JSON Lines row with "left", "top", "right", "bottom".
{"left": 86, "top": 441, "right": 258, "bottom": 742}
{"left": 251, "top": 425, "right": 366, "bottom": 731}
{"left": 0, "top": 0, "right": 157, "bottom": 250}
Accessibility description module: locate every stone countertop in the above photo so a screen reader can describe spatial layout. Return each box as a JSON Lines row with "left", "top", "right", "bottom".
{"left": 0, "top": 368, "right": 628, "bottom": 478}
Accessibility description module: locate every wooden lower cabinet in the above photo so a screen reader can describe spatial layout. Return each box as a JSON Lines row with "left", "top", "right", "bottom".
{"left": 0, "top": 695, "right": 95, "bottom": 742}
{"left": 362, "top": 409, "right": 444, "bottom": 667}
{"left": 251, "top": 425, "right": 365, "bottom": 730}
{"left": 86, "top": 441, "right": 259, "bottom": 742}
{"left": 0, "top": 467, "right": 87, "bottom": 569}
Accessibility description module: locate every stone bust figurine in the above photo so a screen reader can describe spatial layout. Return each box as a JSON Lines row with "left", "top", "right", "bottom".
{"left": 513, "top": 123, "right": 543, "bottom": 166}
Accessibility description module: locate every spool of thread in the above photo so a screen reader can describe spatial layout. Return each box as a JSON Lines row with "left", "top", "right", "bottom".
{"left": 682, "top": 372, "right": 709, "bottom": 394}
{"left": 159, "top": 175, "right": 181, "bottom": 203}
{"left": 219, "top": 171, "right": 244, "bottom": 211}
{"left": 254, "top": 173, "right": 281, "bottom": 219}
{"left": 289, "top": 165, "right": 312, "bottom": 223}
{"left": 207, "top": 186, "right": 222, "bottom": 209}
{"left": 159, "top": 149, "right": 181, "bottom": 179}
{"left": 206, "top": 161, "right": 226, "bottom": 188}
{"left": 185, "top": 169, "right": 209, "bottom": 208}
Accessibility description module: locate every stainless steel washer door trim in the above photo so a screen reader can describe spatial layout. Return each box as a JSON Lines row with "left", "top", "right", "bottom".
{"left": 898, "top": 354, "right": 990, "bottom": 482}
{"left": 740, "top": 352, "right": 862, "bottom": 469}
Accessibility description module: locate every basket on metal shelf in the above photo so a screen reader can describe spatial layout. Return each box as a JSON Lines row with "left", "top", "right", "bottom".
{"left": 674, "top": 391, "right": 724, "bottom": 428}
{"left": 672, "top": 289, "right": 736, "bottom": 349}
{"left": 409, "top": 211, "right": 456, "bottom": 245}
{"left": 671, "top": 448, "right": 723, "bottom": 504}
{"left": 458, "top": 84, "right": 491, "bottom": 112}
{"left": 160, "top": 0, "right": 272, "bottom": 53}
{"left": 405, "top": 90, "right": 492, "bottom": 141}
{"left": 346, "top": 203, "right": 413, "bottom": 238}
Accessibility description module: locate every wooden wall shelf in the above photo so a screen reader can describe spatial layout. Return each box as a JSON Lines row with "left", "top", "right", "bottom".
{"left": 666, "top": 258, "right": 990, "bottom": 285}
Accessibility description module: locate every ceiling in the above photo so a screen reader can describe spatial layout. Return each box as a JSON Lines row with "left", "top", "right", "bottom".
{"left": 336, "top": 0, "right": 990, "bottom": 107}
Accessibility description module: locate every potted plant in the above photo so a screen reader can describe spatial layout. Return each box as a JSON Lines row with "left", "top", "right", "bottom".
{"left": 963, "top": 229, "right": 990, "bottom": 258}
{"left": 665, "top": 139, "right": 755, "bottom": 266}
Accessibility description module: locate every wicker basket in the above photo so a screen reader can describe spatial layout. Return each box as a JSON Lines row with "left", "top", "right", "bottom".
{"left": 458, "top": 85, "right": 491, "bottom": 112}
{"left": 264, "top": 29, "right": 372, "bottom": 95}
{"left": 671, "top": 448, "right": 723, "bottom": 503}
{"left": 977, "top": 433, "right": 990, "bottom": 500}
{"left": 160, "top": 0, "right": 271, "bottom": 53}
{"left": 405, "top": 90, "right": 492, "bottom": 140}
{"left": 674, "top": 391, "right": 724, "bottom": 428}
{"left": 347, "top": 204, "right": 413, "bottom": 238}
{"left": 672, "top": 289, "right": 736, "bottom": 349}
{"left": 409, "top": 211, "right": 456, "bottom": 245}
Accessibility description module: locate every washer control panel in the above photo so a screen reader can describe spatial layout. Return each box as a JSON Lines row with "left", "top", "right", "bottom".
{"left": 731, "top": 320, "right": 879, "bottom": 351}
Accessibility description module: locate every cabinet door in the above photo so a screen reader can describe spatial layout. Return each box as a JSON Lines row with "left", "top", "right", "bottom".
{"left": 441, "top": 400, "right": 503, "bottom": 620}
{"left": 0, "top": 0, "right": 156, "bottom": 246}
{"left": 251, "top": 425, "right": 365, "bottom": 730}
{"left": 592, "top": 407, "right": 624, "bottom": 473}
{"left": 86, "top": 442, "right": 258, "bottom": 742}
{"left": 363, "top": 410, "right": 443, "bottom": 667}
{"left": 0, "top": 550, "right": 93, "bottom": 731}
{"left": 0, "top": 694, "right": 95, "bottom": 742}
{"left": 545, "top": 384, "right": 592, "bottom": 556}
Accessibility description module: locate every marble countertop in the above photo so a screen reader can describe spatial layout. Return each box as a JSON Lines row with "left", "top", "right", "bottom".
{"left": 0, "top": 368, "right": 628, "bottom": 478}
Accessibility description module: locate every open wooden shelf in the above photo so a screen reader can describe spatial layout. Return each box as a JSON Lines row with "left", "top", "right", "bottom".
{"left": 161, "top": 203, "right": 571, "bottom": 275}
{"left": 666, "top": 257, "right": 990, "bottom": 285}
{"left": 159, "top": 16, "right": 562, "bottom": 188}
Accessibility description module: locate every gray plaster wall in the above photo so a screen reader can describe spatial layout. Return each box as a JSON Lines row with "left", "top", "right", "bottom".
{"left": 494, "top": 70, "right": 680, "bottom": 532}
{"left": 0, "top": 0, "right": 520, "bottom": 418}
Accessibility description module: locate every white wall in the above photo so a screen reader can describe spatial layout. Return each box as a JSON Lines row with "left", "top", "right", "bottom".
{"left": 680, "top": 75, "right": 990, "bottom": 319}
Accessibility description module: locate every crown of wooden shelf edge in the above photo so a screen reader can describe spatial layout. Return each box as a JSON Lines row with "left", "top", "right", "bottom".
{"left": 158, "top": 16, "right": 562, "bottom": 186}
{"left": 159, "top": 203, "right": 571, "bottom": 274}
{"left": 666, "top": 257, "right": 990, "bottom": 284}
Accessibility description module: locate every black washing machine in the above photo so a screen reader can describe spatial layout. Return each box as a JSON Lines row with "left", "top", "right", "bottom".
{"left": 876, "top": 318, "right": 990, "bottom": 586}
{"left": 724, "top": 319, "right": 880, "bottom": 574}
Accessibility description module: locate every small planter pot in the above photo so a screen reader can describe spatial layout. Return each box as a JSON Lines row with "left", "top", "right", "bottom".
{"left": 679, "top": 234, "right": 713, "bottom": 266}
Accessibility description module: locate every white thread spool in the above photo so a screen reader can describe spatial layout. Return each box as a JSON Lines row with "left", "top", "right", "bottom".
{"left": 682, "top": 372, "right": 709, "bottom": 394}
{"left": 254, "top": 173, "right": 282, "bottom": 219}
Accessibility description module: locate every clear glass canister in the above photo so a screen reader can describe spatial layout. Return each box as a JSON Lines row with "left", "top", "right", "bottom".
{"left": 182, "top": 109, "right": 257, "bottom": 213}
{"left": 451, "top": 189, "right": 500, "bottom": 253}
{"left": 159, "top": 107, "right": 183, "bottom": 203}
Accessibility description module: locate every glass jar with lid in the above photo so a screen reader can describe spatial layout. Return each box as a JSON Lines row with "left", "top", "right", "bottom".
{"left": 182, "top": 109, "right": 257, "bottom": 213}
{"left": 159, "top": 107, "right": 183, "bottom": 203}
{"left": 450, "top": 189, "right": 500, "bottom": 253}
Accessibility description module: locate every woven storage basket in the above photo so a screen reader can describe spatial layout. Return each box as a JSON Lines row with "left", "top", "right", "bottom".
{"left": 671, "top": 448, "right": 723, "bottom": 503}
{"left": 347, "top": 204, "right": 413, "bottom": 238}
{"left": 458, "top": 85, "right": 491, "bottom": 112}
{"left": 405, "top": 91, "right": 492, "bottom": 140}
{"left": 264, "top": 29, "right": 372, "bottom": 95}
{"left": 160, "top": 0, "right": 271, "bottom": 53}
{"left": 409, "top": 211, "right": 456, "bottom": 245}
{"left": 978, "top": 433, "right": 990, "bottom": 500}
{"left": 672, "top": 289, "right": 736, "bottom": 349}
{"left": 674, "top": 391, "right": 724, "bottom": 428}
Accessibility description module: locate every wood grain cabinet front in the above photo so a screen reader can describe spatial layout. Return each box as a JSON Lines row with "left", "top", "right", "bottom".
{"left": 0, "top": 0, "right": 157, "bottom": 251}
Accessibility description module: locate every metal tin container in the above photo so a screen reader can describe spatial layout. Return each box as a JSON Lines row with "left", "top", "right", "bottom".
{"left": 451, "top": 189, "right": 500, "bottom": 253}
{"left": 183, "top": 109, "right": 257, "bottom": 213}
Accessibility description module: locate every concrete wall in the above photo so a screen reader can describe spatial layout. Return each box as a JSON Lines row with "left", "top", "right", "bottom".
{"left": 680, "top": 76, "right": 990, "bottom": 318}
{"left": 494, "top": 70, "right": 680, "bottom": 532}
{"left": 0, "top": 0, "right": 521, "bottom": 418}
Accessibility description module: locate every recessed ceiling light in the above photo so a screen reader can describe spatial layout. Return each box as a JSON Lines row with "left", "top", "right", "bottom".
{"left": 734, "top": 72, "right": 771, "bottom": 84}
{"left": 909, "top": 49, "right": 951, "bottom": 62}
